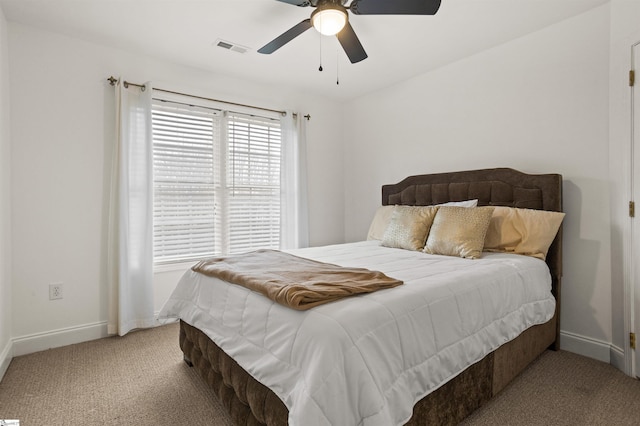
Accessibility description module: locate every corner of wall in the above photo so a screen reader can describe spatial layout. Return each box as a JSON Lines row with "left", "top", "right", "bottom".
{"left": 560, "top": 330, "right": 611, "bottom": 363}
{"left": 610, "top": 344, "right": 626, "bottom": 372}
{"left": 0, "top": 2, "right": 13, "bottom": 382}
{"left": 0, "top": 339, "right": 11, "bottom": 380}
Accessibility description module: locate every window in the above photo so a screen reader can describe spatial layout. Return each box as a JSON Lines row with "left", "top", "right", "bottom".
{"left": 152, "top": 99, "right": 282, "bottom": 265}
{"left": 227, "top": 114, "right": 282, "bottom": 254}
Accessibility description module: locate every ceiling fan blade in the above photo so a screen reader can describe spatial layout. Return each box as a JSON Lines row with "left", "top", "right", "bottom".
{"left": 258, "top": 19, "right": 313, "bottom": 54}
{"left": 336, "top": 22, "right": 368, "bottom": 64}
{"left": 350, "top": 0, "right": 441, "bottom": 15}
{"left": 276, "top": 0, "right": 312, "bottom": 6}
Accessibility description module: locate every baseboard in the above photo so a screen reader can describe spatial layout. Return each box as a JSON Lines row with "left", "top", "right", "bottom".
{"left": 4, "top": 323, "right": 625, "bottom": 372}
{"left": 0, "top": 338, "right": 12, "bottom": 381}
{"left": 12, "top": 321, "right": 109, "bottom": 357}
{"left": 609, "top": 344, "right": 626, "bottom": 373}
{"left": 559, "top": 330, "right": 611, "bottom": 363}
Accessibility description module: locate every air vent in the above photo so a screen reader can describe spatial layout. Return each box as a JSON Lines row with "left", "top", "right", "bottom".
{"left": 215, "top": 39, "right": 250, "bottom": 54}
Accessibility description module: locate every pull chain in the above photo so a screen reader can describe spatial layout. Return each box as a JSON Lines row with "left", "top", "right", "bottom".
{"left": 318, "top": 34, "right": 323, "bottom": 72}
{"left": 336, "top": 49, "right": 340, "bottom": 85}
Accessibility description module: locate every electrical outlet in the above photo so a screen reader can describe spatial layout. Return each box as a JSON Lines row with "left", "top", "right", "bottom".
{"left": 49, "top": 283, "right": 63, "bottom": 300}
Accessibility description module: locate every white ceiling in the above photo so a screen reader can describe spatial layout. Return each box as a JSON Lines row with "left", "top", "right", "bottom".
{"left": 0, "top": 0, "right": 608, "bottom": 101}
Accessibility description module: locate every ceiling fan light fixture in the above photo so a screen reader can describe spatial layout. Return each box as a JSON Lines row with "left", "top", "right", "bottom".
{"left": 311, "top": 7, "right": 347, "bottom": 36}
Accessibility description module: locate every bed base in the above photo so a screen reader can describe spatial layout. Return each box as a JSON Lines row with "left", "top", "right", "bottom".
{"left": 180, "top": 314, "right": 556, "bottom": 426}
{"left": 178, "top": 167, "right": 563, "bottom": 425}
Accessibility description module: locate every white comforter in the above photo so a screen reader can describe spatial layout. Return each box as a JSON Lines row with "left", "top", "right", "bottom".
{"left": 158, "top": 241, "right": 555, "bottom": 426}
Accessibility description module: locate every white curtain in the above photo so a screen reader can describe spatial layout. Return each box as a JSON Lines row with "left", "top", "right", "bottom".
{"left": 280, "top": 112, "right": 309, "bottom": 249}
{"left": 107, "top": 80, "right": 156, "bottom": 336}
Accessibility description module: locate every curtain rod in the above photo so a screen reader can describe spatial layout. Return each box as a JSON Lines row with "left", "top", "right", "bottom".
{"left": 106, "top": 76, "right": 311, "bottom": 120}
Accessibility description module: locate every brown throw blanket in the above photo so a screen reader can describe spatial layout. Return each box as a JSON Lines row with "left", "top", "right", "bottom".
{"left": 192, "top": 249, "right": 403, "bottom": 310}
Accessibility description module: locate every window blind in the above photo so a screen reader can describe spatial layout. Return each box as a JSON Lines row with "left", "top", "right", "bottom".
{"left": 152, "top": 100, "right": 281, "bottom": 264}
{"left": 227, "top": 113, "right": 282, "bottom": 254}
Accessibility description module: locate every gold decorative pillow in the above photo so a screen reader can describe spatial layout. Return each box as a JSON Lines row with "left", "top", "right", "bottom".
{"left": 381, "top": 205, "right": 439, "bottom": 251}
{"left": 367, "top": 205, "right": 395, "bottom": 241}
{"left": 484, "top": 206, "right": 565, "bottom": 260}
{"left": 424, "top": 206, "right": 494, "bottom": 259}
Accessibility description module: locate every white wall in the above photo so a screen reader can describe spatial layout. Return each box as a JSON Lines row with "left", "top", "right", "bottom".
{"left": 0, "top": 4, "right": 12, "bottom": 378}
{"left": 343, "top": 5, "right": 613, "bottom": 360}
{"left": 8, "top": 23, "right": 345, "bottom": 353}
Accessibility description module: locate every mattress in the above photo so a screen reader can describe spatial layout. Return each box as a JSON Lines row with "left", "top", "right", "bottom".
{"left": 158, "top": 240, "right": 556, "bottom": 426}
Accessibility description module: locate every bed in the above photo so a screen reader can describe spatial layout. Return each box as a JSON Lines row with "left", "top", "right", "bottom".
{"left": 159, "top": 167, "right": 563, "bottom": 426}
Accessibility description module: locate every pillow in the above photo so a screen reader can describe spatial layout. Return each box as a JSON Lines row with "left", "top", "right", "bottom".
{"left": 367, "top": 200, "right": 477, "bottom": 241}
{"left": 436, "top": 199, "right": 478, "bottom": 208}
{"left": 484, "top": 207, "right": 565, "bottom": 260}
{"left": 366, "top": 205, "right": 395, "bottom": 241}
{"left": 381, "top": 205, "right": 439, "bottom": 251}
{"left": 424, "top": 206, "right": 494, "bottom": 259}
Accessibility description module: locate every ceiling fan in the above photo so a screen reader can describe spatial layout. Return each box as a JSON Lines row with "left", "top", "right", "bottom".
{"left": 258, "top": 0, "right": 442, "bottom": 64}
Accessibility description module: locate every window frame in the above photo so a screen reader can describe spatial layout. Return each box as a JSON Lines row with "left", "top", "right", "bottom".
{"left": 151, "top": 93, "right": 283, "bottom": 268}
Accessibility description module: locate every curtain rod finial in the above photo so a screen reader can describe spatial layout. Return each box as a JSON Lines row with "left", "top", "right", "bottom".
{"left": 107, "top": 76, "right": 118, "bottom": 86}
{"left": 304, "top": 114, "right": 311, "bottom": 121}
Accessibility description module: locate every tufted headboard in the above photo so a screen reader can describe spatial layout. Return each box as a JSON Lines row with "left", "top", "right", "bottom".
{"left": 382, "top": 168, "right": 563, "bottom": 341}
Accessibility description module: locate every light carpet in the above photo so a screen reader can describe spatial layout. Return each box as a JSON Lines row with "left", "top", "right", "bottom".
{"left": 1, "top": 323, "right": 639, "bottom": 425}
